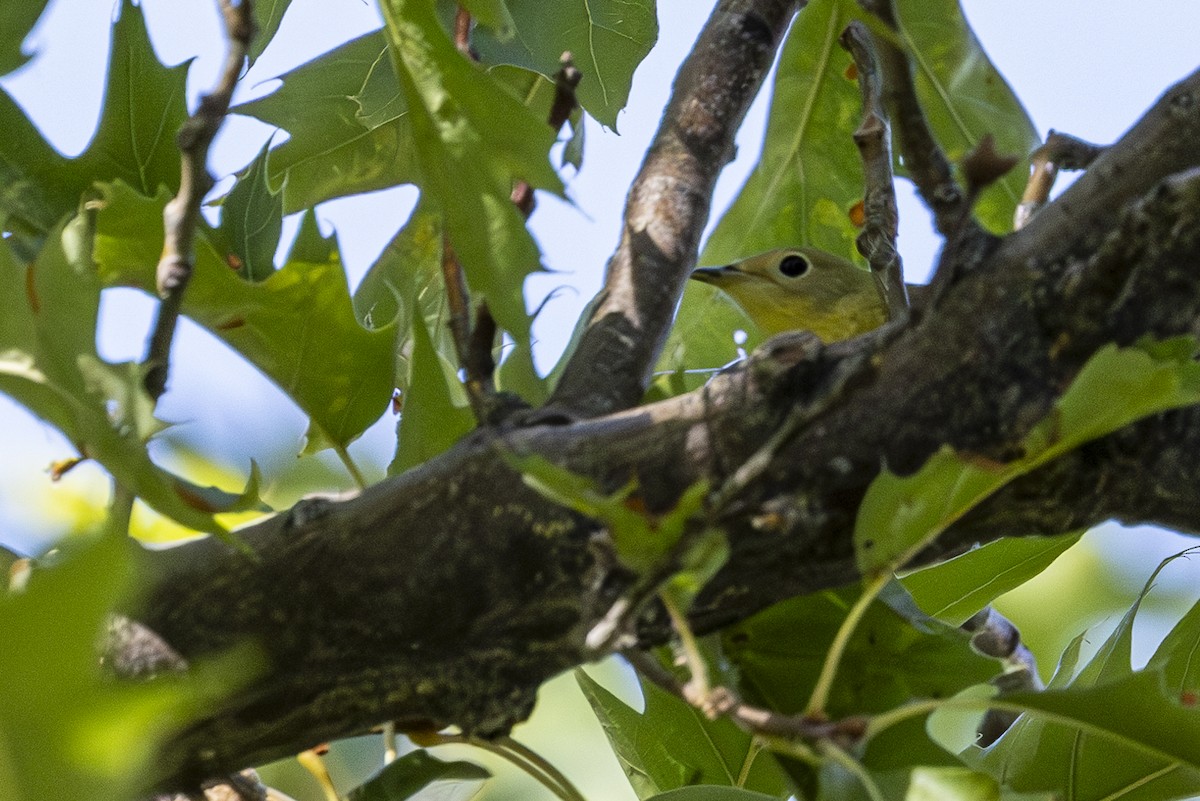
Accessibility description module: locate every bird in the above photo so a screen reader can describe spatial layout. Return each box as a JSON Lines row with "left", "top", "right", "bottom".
{"left": 690, "top": 247, "right": 888, "bottom": 343}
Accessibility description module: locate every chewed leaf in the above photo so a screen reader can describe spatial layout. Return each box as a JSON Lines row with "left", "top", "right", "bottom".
{"left": 93, "top": 182, "right": 400, "bottom": 454}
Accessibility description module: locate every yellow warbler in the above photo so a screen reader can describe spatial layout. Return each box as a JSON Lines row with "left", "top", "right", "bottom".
{"left": 691, "top": 248, "right": 886, "bottom": 342}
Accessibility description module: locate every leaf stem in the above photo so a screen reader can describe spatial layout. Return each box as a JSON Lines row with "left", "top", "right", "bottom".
{"left": 434, "top": 734, "right": 587, "bottom": 801}
{"left": 332, "top": 442, "right": 367, "bottom": 490}
{"left": 819, "top": 741, "right": 887, "bottom": 801}
{"left": 660, "top": 587, "right": 710, "bottom": 703}
{"left": 497, "top": 736, "right": 587, "bottom": 801}
{"left": 805, "top": 572, "right": 891, "bottom": 717}
{"left": 107, "top": 481, "right": 136, "bottom": 538}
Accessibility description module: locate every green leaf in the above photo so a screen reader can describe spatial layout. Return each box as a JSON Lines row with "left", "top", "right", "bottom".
{"left": 472, "top": 0, "right": 658, "bottom": 129}
{"left": 232, "top": 31, "right": 422, "bottom": 213}
{"left": 900, "top": 532, "right": 1082, "bottom": 626}
{"left": 380, "top": 0, "right": 562, "bottom": 347}
{"left": 459, "top": 0, "right": 515, "bottom": 39}
{"left": 0, "top": 1, "right": 50, "bottom": 75}
{"left": 855, "top": 339, "right": 1200, "bottom": 575}
{"left": 218, "top": 142, "right": 283, "bottom": 281}
{"left": 348, "top": 749, "right": 490, "bottom": 801}
{"left": 0, "top": 217, "right": 246, "bottom": 536}
{"left": 0, "top": 0, "right": 187, "bottom": 255}
{"left": 0, "top": 536, "right": 256, "bottom": 801}
{"left": 93, "top": 182, "right": 400, "bottom": 453}
{"left": 576, "top": 669, "right": 792, "bottom": 799}
{"left": 890, "top": 0, "right": 1039, "bottom": 233}
{"left": 646, "top": 788, "right": 784, "bottom": 801}
{"left": 503, "top": 450, "right": 710, "bottom": 573}
{"left": 703, "top": 0, "right": 1038, "bottom": 265}
{"left": 958, "top": 555, "right": 1200, "bottom": 800}
{"left": 354, "top": 201, "right": 452, "bottom": 382}
{"left": 905, "top": 767, "right": 998, "bottom": 801}
{"left": 249, "top": 0, "right": 292, "bottom": 67}
{"left": 970, "top": 671, "right": 1200, "bottom": 798}
{"left": 726, "top": 582, "right": 998, "bottom": 720}
{"left": 390, "top": 300, "right": 475, "bottom": 473}
{"left": 78, "top": 0, "right": 190, "bottom": 199}
{"left": 701, "top": 0, "right": 868, "bottom": 265}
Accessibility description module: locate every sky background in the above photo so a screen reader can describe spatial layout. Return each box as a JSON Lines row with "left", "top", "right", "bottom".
{"left": 4, "top": 2, "right": 1200, "bottom": 798}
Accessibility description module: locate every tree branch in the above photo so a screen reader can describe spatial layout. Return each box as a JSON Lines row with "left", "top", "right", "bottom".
{"left": 144, "top": 0, "right": 254, "bottom": 401}
{"left": 546, "top": 0, "right": 799, "bottom": 418}
{"left": 124, "top": 49, "right": 1200, "bottom": 801}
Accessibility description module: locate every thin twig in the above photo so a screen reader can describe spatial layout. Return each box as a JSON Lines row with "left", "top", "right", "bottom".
{"left": 659, "top": 589, "right": 711, "bottom": 705}
{"left": 857, "top": 0, "right": 968, "bottom": 238}
{"left": 144, "top": 0, "right": 255, "bottom": 401}
{"left": 840, "top": 22, "right": 908, "bottom": 323}
{"left": 1014, "top": 130, "right": 1108, "bottom": 229}
{"left": 621, "top": 648, "right": 867, "bottom": 745}
{"left": 441, "top": 235, "right": 490, "bottom": 423}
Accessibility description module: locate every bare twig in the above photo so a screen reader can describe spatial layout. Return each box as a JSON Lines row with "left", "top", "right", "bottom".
{"left": 1014, "top": 130, "right": 1107, "bottom": 229}
{"left": 622, "top": 648, "right": 867, "bottom": 745}
{"left": 441, "top": 235, "right": 490, "bottom": 423}
{"left": 547, "top": 0, "right": 799, "bottom": 418}
{"left": 144, "top": 0, "right": 255, "bottom": 401}
{"left": 857, "top": 0, "right": 969, "bottom": 238}
{"left": 839, "top": 21, "right": 908, "bottom": 323}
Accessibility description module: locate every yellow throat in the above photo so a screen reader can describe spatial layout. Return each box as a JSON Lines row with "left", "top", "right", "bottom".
{"left": 691, "top": 248, "right": 887, "bottom": 343}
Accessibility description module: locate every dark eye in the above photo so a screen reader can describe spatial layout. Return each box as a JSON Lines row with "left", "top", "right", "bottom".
{"left": 778, "top": 253, "right": 810, "bottom": 277}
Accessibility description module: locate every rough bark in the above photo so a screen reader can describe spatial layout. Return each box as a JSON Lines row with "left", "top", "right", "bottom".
{"left": 119, "top": 9, "right": 1200, "bottom": 795}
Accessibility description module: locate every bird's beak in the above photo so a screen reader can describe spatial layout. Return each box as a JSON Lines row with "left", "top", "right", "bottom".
{"left": 690, "top": 265, "right": 741, "bottom": 285}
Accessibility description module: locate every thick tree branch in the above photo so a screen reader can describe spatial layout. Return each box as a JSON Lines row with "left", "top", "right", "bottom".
{"left": 546, "top": 0, "right": 799, "bottom": 418}
{"left": 123, "top": 61, "right": 1200, "bottom": 799}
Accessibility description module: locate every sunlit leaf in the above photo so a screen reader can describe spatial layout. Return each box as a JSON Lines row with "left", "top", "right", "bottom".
{"left": 93, "top": 181, "right": 399, "bottom": 453}
{"left": 960, "top": 554, "right": 1200, "bottom": 799}
{"left": 390, "top": 300, "right": 474, "bottom": 473}
{"left": 380, "top": 0, "right": 562, "bottom": 348}
{"left": 901, "top": 532, "right": 1082, "bottom": 626}
{"left": 348, "top": 749, "right": 490, "bottom": 801}
{"left": 891, "top": 0, "right": 1038, "bottom": 233}
{"left": 0, "top": 0, "right": 188, "bottom": 255}
{"left": 0, "top": 218, "right": 247, "bottom": 536}
{"left": 249, "top": 0, "right": 292, "bottom": 67}
{"left": 856, "top": 339, "right": 1200, "bottom": 575}
{"left": 0, "top": 1, "right": 50, "bottom": 75}
{"left": 217, "top": 142, "right": 283, "bottom": 281}
{"left": 702, "top": 0, "right": 868, "bottom": 265}
{"left": 0, "top": 536, "right": 255, "bottom": 801}
{"left": 232, "top": 30, "right": 421, "bottom": 213}
{"left": 472, "top": 0, "right": 657, "bottom": 129}
{"left": 703, "top": 0, "right": 1038, "bottom": 266}
{"left": 576, "top": 669, "right": 792, "bottom": 799}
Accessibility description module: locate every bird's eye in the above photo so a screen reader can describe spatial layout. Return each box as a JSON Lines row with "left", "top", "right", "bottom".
{"left": 778, "top": 254, "right": 810, "bottom": 278}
